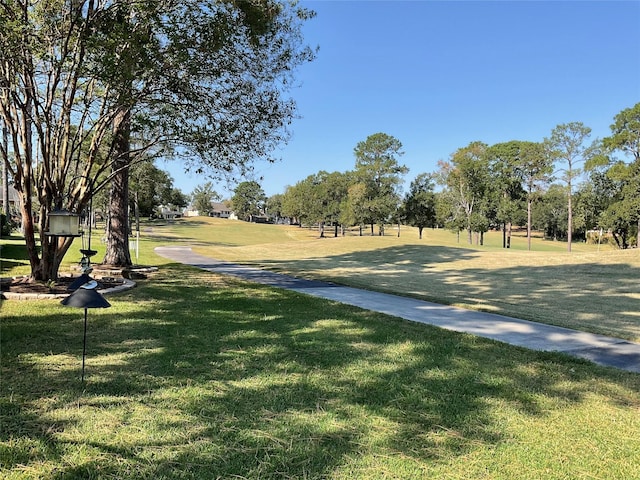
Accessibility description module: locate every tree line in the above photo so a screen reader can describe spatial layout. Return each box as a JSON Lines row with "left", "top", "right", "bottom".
{"left": 259, "top": 103, "right": 639, "bottom": 251}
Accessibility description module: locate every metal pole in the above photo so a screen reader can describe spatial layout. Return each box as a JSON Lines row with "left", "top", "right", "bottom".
{"left": 81, "top": 308, "right": 88, "bottom": 383}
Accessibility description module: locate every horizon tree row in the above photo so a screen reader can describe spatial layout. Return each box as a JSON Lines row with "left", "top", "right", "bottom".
{"left": 271, "top": 103, "right": 639, "bottom": 250}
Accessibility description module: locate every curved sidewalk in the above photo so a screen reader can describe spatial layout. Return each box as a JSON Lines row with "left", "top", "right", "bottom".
{"left": 156, "top": 246, "right": 640, "bottom": 374}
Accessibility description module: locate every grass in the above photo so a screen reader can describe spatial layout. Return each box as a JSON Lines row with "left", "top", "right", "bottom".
{"left": 2, "top": 218, "right": 640, "bottom": 479}
{"left": 147, "top": 218, "right": 640, "bottom": 342}
{"left": 2, "top": 260, "right": 640, "bottom": 479}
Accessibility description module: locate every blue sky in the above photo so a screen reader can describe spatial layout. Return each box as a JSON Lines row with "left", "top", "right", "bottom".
{"left": 165, "top": 0, "right": 640, "bottom": 198}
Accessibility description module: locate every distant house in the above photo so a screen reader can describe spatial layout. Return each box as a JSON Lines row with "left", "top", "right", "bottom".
{"left": 1, "top": 184, "right": 21, "bottom": 214}
{"left": 209, "top": 202, "right": 233, "bottom": 219}
{"left": 158, "top": 205, "right": 182, "bottom": 219}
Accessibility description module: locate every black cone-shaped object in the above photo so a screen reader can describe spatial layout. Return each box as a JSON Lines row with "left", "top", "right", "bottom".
{"left": 61, "top": 286, "right": 111, "bottom": 382}
{"left": 61, "top": 285, "right": 111, "bottom": 308}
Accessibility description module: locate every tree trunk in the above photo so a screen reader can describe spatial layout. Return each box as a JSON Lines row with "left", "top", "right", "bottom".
{"left": 567, "top": 187, "right": 573, "bottom": 252}
{"left": 506, "top": 221, "right": 511, "bottom": 248}
{"left": 527, "top": 198, "right": 532, "bottom": 251}
{"left": 103, "top": 107, "right": 132, "bottom": 267}
{"left": 419, "top": 226, "right": 423, "bottom": 239}
{"left": 2, "top": 124, "right": 8, "bottom": 219}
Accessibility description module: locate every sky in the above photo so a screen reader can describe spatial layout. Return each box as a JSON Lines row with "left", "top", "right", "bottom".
{"left": 163, "top": 0, "right": 640, "bottom": 199}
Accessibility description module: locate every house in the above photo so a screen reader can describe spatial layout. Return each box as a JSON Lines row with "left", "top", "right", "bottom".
{"left": 0, "top": 184, "right": 21, "bottom": 215}
{"left": 209, "top": 202, "right": 233, "bottom": 219}
{"left": 157, "top": 204, "right": 182, "bottom": 219}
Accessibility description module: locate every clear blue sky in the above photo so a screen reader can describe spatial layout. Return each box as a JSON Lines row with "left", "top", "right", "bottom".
{"left": 165, "top": 0, "right": 640, "bottom": 199}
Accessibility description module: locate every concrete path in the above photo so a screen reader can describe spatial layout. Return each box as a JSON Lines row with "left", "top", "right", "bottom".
{"left": 155, "top": 246, "right": 640, "bottom": 374}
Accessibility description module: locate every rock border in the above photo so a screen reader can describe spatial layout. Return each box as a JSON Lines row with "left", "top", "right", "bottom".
{"left": 0, "top": 277, "right": 137, "bottom": 301}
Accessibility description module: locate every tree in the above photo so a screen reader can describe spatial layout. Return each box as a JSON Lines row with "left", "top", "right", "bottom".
{"left": 0, "top": 1, "right": 315, "bottom": 281}
{"left": 545, "top": 122, "right": 595, "bottom": 252}
{"left": 129, "top": 161, "right": 180, "bottom": 229}
{"left": 573, "top": 171, "right": 617, "bottom": 241}
{"left": 281, "top": 182, "right": 307, "bottom": 226}
{"left": 487, "top": 142, "right": 523, "bottom": 249}
{"left": 533, "top": 184, "right": 568, "bottom": 241}
{"left": 488, "top": 141, "right": 552, "bottom": 250}
{"left": 353, "top": 133, "right": 408, "bottom": 235}
{"left": 517, "top": 141, "right": 553, "bottom": 250}
{"left": 315, "top": 171, "right": 352, "bottom": 237}
{"left": 603, "top": 102, "right": 640, "bottom": 162}
{"left": 265, "top": 194, "right": 284, "bottom": 222}
{"left": 341, "top": 182, "right": 368, "bottom": 235}
{"left": 231, "top": 181, "right": 266, "bottom": 221}
{"left": 438, "top": 142, "right": 490, "bottom": 244}
{"left": 402, "top": 173, "right": 437, "bottom": 239}
{"left": 191, "top": 182, "right": 221, "bottom": 216}
{"left": 599, "top": 102, "right": 640, "bottom": 247}
{"left": 167, "top": 188, "right": 189, "bottom": 212}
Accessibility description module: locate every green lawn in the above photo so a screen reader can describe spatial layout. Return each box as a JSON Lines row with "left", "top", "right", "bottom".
{"left": 2, "top": 261, "right": 640, "bottom": 479}
{"left": 163, "top": 218, "right": 640, "bottom": 342}
{"left": 2, "top": 218, "right": 640, "bottom": 479}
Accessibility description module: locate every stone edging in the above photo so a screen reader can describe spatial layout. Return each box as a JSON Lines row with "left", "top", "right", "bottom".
{"left": 0, "top": 278, "right": 136, "bottom": 301}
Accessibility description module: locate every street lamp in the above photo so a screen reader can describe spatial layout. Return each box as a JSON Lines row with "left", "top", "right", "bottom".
{"left": 61, "top": 281, "right": 111, "bottom": 382}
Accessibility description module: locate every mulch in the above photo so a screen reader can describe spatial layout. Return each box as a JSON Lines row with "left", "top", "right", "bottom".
{"left": 1, "top": 276, "right": 125, "bottom": 295}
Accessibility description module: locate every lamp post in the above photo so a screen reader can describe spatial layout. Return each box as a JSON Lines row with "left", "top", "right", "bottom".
{"left": 61, "top": 281, "right": 111, "bottom": 382}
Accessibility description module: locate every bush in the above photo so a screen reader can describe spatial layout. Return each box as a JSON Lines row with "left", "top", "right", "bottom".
{"left": 1, "top": 213, "right": 18, "bottom": 236}
{"left": 1, "top": 213, "right": 9, "bottom": 236}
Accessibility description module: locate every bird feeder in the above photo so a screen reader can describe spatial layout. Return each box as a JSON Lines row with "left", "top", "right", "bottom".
{"left": 44, "top": 209, "right": 81, "bottom": 237}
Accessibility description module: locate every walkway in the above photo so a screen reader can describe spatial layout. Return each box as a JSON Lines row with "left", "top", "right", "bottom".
{"left": 155, "top": 246, "right": 640, "bottom": 374}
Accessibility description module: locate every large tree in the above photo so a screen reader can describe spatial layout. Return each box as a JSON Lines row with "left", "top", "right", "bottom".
{"left": 315, "top": 171, "right": 352, "bottom": 237}
{"left": 402, "top": 173, "right": 437, "bottom": 239}
{"left": 438, "top": 141, "right": 490, "bottom": 244}
{"left": 487, "top": 141, "right": 526, "bottom": 249}
{"left": 545, "top": 122, "right": 595, "bottom": 252}
{"left": 599, "top": 102, "right": 640, "bottom": 248}
{"left": 0, "top": 0, "right": 315, "bottom": 281}
{"left": 191, "top": 182, "right": 221, "bottom": 217}
{"left": 353, "top": 133, "right": 408, "bottom": 235}
{"left": 488, "top": 141, "right": 552, "bottom": 250}
{"left": 231, "top": 181, "right": 266, "bottom": 222}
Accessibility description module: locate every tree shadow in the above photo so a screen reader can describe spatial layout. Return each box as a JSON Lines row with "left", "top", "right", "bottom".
{"left": 250, "top": 244, "right": 640, "bottom": 341}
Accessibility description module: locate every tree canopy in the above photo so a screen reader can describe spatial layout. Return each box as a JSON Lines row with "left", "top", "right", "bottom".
{"left": 231, "top": 181, "right": 266, "bottom": 222}
{"left": 353, "top": 133, "right": 408, "bottom": 234}
{"left": 0, "top": 0, "right": 315, "bottom": 280}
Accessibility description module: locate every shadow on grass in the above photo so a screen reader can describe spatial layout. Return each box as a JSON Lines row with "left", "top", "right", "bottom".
{"left": 250, "top": 244, "right": 640, "bottom": 341}
{"left": 2, "top": 264, "right": 639, "bottom": 479}
{"left": 1, "top": 242, "right": 32, "bottom": 274}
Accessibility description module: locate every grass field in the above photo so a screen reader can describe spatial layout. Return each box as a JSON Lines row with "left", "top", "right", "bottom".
{"left": 2, "top": 218, "right": 640, "bottom": 479}
{"left": 136, "top": 217, "right": 640, "bottom": 342}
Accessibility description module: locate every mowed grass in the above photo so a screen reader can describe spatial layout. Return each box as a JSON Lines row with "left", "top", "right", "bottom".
{"left": 2, "top": 258, "right": 640, "bottom": 479}
{"left": 147, "top": 217, "right": 640, "bottom": 342}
